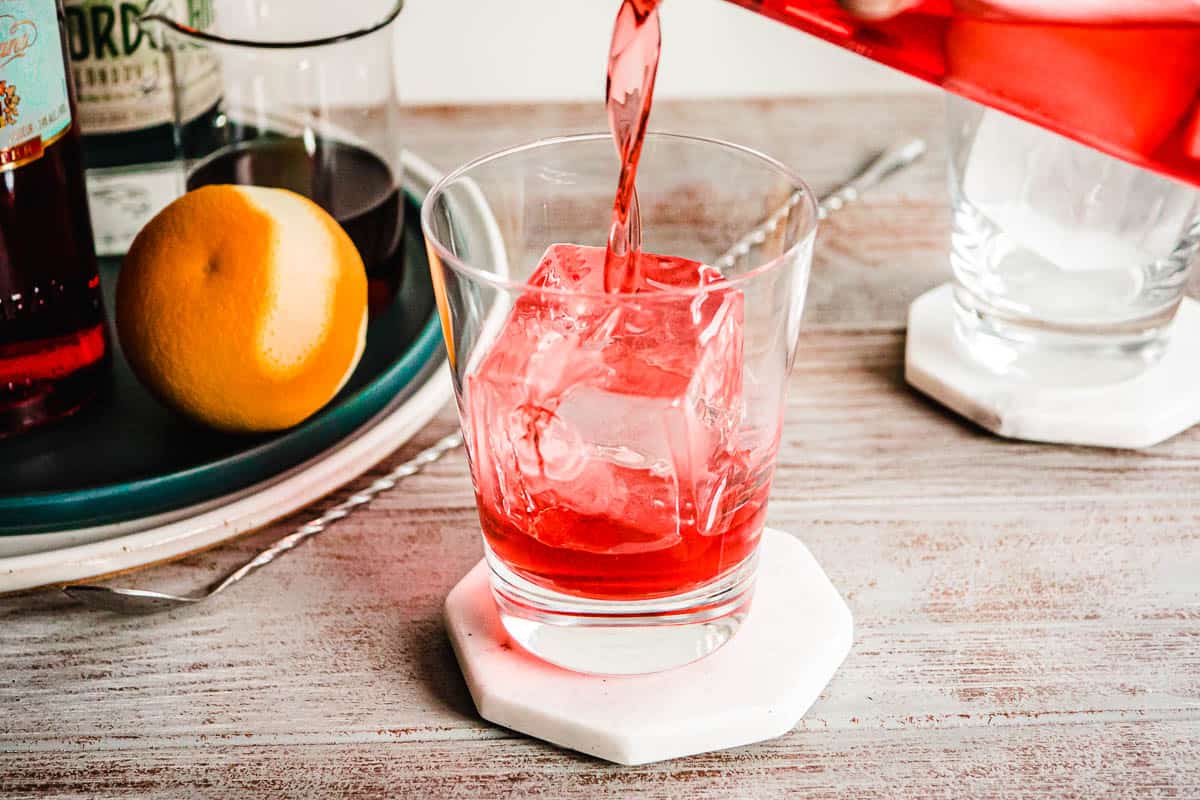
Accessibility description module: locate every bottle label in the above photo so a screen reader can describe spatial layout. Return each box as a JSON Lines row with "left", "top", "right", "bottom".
{"left": 86, "top": 161, "right": 182, "bottom": 255}
{"left": 0, "top": 0, "right": 72, "bottom": 170}
{"left": 63, "top": 0, "right": 220, "bottom": 134}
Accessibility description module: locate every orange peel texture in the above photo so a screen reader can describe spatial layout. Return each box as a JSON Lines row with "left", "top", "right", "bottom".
{"left": 117, "top": 185, "right": 368, "bottom": 433}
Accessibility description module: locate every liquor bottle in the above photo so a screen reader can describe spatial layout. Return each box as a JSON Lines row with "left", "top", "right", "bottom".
{"left": 0, "top": 0, "right": 109, "bottom": 435}
{"left": 63, "top": 0, "right": 220, "bottom": 255}
{"left": 725, "top": 1, "right": 1200, "bottom": 187}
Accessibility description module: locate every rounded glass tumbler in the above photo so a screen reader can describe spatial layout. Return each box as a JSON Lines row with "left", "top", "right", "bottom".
{"left": 142, "top": 0, "right": 407, "bottom": 313}
{"left": 423, "top": 133, "right": 817, "bottom": 674}
{"left": 947, "top": 95, "right": 1200, "bottom": 384}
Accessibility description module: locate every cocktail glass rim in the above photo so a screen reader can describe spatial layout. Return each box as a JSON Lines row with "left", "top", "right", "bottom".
{"left": 140, "top": 0, "right": 404, "bottom": 49}
{"left": 420, "top": 131, "right": 818, "bottom": 299}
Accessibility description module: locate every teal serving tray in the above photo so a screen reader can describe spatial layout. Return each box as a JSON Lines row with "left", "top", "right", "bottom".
{"left": 0, "top": 192, "right": 442, "bottom": 535}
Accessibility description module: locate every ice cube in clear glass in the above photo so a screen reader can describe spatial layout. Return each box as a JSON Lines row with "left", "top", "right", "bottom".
{"left": 464, "top": 244, "right": 746, "bottom": 557}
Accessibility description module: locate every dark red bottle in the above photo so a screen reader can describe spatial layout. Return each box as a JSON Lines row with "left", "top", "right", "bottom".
{"left": 0, "top": 0, "right": 108, "bottom": 436}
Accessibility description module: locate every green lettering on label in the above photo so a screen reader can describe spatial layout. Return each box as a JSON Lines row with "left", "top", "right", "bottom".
{"left": 119, "top": 3, "right": 142, "bottom": 54}
{"left": 63, "top": 0, "right": 220, "bottom": 135}
{"left": 64, "top": 6, "right": 89, "bottom": 60}
{"left": 89, "top": 5, "right": 118, "bottom": 58}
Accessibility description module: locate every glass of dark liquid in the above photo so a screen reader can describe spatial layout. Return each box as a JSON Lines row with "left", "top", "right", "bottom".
{"left": 140, "top": 0, "right": 406, "bottom": 313}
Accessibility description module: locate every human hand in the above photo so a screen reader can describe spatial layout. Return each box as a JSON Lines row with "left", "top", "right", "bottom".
{"left": 837, "top": 0, "right": 922, "bottom": 19}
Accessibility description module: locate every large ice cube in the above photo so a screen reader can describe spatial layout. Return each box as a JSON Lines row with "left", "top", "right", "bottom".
{"left": 961, "top": 108, "right": 1197, "bottom": 274}
{"left": 465, "top": 244, "right": 744, "bottom": 555}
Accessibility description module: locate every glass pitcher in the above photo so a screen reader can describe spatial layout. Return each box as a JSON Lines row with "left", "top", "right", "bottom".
{"left": 728, "top": 0, "right": 1200, "bottom": 383}
{"left": 725, "top": 0, "right": 1200, "bottom": 187}
{"left": 140, "top": 0, "right": 407, "bottom": 313}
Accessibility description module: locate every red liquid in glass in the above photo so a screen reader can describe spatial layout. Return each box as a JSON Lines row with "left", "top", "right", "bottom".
{"left": 468, "top": 245, "right": 770, "bottom": 600}
{"left": 728, "top": 0, "right": 1200, "bottom": 186}
{"left": 0, "top": 130, "right": 108, "bottom": 435}
{"left": 468, "top": 0, "right": 770, "bottom": 601}
{"left": 479, "top": 491, "right": 769, "bottom": 599}
{"left": 0, "top": 10, "right": 109, "bottom": 436}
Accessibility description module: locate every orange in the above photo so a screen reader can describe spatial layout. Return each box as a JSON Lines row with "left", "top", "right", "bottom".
{"left": 117, "top": 185, "right": 368, "bottom": 433}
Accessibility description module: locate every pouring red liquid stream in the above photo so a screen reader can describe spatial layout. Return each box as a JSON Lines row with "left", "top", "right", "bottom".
{"left": 467, "top": 0, "right": 773, "bottom": 599}
{"left": 727, "top": 0, "right": 1200, "bottom": 186}
{"left": 603, "top": 0, "right": 662, "bottom": 293}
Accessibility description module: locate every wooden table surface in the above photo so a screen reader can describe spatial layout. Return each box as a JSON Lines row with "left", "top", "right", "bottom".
{"left": 4, "top": 95, "right": 1199, "bottom": 799}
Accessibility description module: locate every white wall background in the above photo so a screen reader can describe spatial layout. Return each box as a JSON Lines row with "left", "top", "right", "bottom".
{"left": 392, "top": 0, "right": 926, "bottom": 104}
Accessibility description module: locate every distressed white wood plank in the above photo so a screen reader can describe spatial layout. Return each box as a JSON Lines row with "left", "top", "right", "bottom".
{"left": 402, "top": 96, "right": 953, "bottom": 331}
{"left": 3, "top": 339, "right": 1197, "bottom": 753}
{"left": 400, "top": 97, "right": 1199, "bottom": 329}
{"left": 3, "top": 334, "right": 1199, "bottom": 750}
{"left": 4, "top": 723, "right": 1199, "bottom": 799}
{"left": 780, "top": 332, "right": 1200, "bottom": 499}
{"left": 3, "top": 497, "right": 1196, "bottom": 749}
{"left": 2, "top": 96, "right": 1199, "bottom": 795}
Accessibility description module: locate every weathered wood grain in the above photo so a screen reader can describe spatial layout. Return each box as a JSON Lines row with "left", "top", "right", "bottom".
{"left": 5, "top": 724, "right": 1199, "bottom": 799}
{"left": 402, "top": 95, "right": 954, "bottom": 331}
{"left": 3, "top": 96, "right": 1200, "bottom": 798}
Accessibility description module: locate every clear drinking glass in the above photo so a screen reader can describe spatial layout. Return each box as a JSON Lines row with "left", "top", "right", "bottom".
{"left": 141, "top": 0, "right": 407, "bottom": 313}
{"left": 947, "top": 95, "right": 1200, "bottom": 384}
{"left": 422, "top": 133, "right": 817, "bottom": 675}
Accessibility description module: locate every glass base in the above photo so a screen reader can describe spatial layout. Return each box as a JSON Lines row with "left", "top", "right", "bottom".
{"left": 0, "top": 342, "right": 109, "bottom": 438}
{"left": 952, "top": 286, "right": 1176, "bottom": 386}
{"left": 486, "top": 545, "right": 757, "bottom": 676}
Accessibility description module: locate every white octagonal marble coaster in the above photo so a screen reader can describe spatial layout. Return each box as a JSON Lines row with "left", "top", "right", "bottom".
{"left": 906, "top": 283, "right": 1200, "bottom": 449}
{"left": 443, "top": 529, "right": 853, "bottom": 766}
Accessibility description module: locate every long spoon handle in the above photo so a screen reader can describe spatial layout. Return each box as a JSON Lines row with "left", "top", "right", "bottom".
{"left": 715, "top": 138, "right": 927, "bottom": 269}
{"left": 206, "top": 431, "right": 465, "bottom": 597}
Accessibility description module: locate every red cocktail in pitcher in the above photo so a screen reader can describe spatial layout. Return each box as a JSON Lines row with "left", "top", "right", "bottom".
{"left": 727, "top": 1, "right": 1200, "bottom": 188}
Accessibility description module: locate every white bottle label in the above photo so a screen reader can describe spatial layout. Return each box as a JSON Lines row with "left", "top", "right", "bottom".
{"left": 87, "top": 161, "right": 182, "bottom": 255}
{"left": 63, "top": 0, "right": 220, "bottom": 133}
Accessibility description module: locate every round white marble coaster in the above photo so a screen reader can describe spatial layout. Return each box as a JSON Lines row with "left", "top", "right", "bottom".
{"left": 905, "top": 283, "right": 1200, "bottom": 449}
{"left": 443, "top": 529, "right": 853, "bottom": 766}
